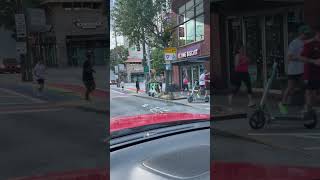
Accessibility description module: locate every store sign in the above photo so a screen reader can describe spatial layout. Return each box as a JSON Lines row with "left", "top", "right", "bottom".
{"left": 15, "top": 14, "right": 27, "bottom": 38}
{"left": 74, "top": 19, "right": 103, "bottom": 29}
{"left": 164, "top": 47, "right": 177, "bottom": 61}
{"left": 177, "top": 44, "right": 201, "bottom": 59}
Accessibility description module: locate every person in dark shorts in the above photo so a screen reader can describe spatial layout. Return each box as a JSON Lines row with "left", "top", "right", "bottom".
{"left": 82, "top": 54, "right": 96, "bottom": 101}
{"left": 299, "top": 28, "right": 320, "bottom": 112}
{"left": 136, "top": 80, "right": 140, "bottom": 93}
{"left": 279, "top": 25, "right": 313, "bottom": 114}
{"left": 33, "top": 60, "right": 46, "bottom": 96}
{"left": 228, "top": 45, "right": 255, "bottom": 107}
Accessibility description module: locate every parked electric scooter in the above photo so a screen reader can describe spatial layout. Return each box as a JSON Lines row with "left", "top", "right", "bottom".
{"left": 188, "top": 80, "right": 209, "bottom": 103}
{"left": 248, "top": 61, "right": 317, "bottom": 130}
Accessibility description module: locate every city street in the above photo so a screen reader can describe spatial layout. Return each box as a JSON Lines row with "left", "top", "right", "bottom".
{"left": 0, "top": 67, "right": 107, "bottom": 179}
{"left": 213, "top": 117, "right": 320, "bottom": 167}
{"left": 110, "top": 84, "right": 209, "bottom": 118}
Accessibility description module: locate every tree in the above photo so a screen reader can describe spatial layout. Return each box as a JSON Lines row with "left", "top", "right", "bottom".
{"left": 110, "top": 45, "right": 129, "bottom": 71}
{"left": 151, "top": 48, "right": 165, "bottom": 75}
{"left": 112, "top": 0, "right": 173, "bottom": 66}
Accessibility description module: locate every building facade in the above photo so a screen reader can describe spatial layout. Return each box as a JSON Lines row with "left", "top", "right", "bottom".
{"left": 125, "top": 58, "right": 144, "bottom": 83}
{"left": 171, "top": 0, "right": 210, "bottom": 90}
{"left": 40, "top": 0, "right": 108, "bottom": 67}
{"left": 210, "top": 0, "right": 320, "bottom": 91}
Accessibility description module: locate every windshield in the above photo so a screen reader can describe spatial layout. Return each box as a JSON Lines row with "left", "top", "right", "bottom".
{"left": 110, "top": 0, "right": 210, "bottom": 135}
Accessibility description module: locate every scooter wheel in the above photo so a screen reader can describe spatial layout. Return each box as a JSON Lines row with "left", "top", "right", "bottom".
{"left": 249, "top": 110, "right": 266, "bottom": 130}
{"left": 205, "top": 96, "right": 209, "bottom": 102}
{"left": 304, "top": 110, "right": 317, "bottom": 129}
{"left": 152, "top": 93, "right": 155, "bottom": 97}
{"left": 188, "top": 96, "right": 193, "bottom": 103}
{"left": 148, "top": 92, "right": 151, "bottom": 96}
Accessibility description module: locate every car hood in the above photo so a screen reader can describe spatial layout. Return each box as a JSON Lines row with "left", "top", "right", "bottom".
{"left": 110, "top": 112, "right": 210, "bottom": 133}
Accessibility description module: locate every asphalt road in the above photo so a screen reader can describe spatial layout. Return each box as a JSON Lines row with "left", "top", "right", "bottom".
{"left": 213, "top": 118, "right": 320, "bottom": 167}
{"left": 110, "top": 86, "right": 209, "bottom": 118}
{"left": 0, "top": 81, "right": 107, "bottom": 179}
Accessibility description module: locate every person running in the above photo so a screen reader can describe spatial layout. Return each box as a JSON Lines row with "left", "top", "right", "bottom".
{"left": 183, "top": 76, "right": 189, "bottom": 92}
{"left": 33, "top": 60, "right": 46, "bottom": 96}
{"left": 299, "top": 28, "right": 320, "bottom": 113}
{"left": 136, "top": 80, "right": 140, "bottom": 93}
{"left": 120, "top": 80, "right": 125, "bottom": 91}
{"left": 82, "top": 54, "right": 96, "bottom": 101}
{"left": 228, "top": 44, "right": 255, "bottom": 107}
{"left": 279, "top": 25, "right": 313, "bottom": 114}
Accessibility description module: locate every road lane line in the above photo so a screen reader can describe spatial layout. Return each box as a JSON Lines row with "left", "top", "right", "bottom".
{"left": 0, "top": 88, "right": 45, "bottom": 103}
{"left": 111, "top": 89, "right": 126, "bottom": 95}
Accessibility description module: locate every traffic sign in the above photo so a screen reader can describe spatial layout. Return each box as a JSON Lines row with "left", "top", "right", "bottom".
{"left": 144, "top": 66, "right": 149, "bottom": 73}
{"left": 164, "top": 47, "right": 177, "bottom": 61}
{"left": 15, "top": 14, "right": 27, "bottom": 38}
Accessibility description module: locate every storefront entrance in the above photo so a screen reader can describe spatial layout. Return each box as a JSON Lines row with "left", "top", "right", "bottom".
{"left": 226, "top": 14, "right": 287, "bottom": 90}
{"left": 180, "top": 64, "right": 205, "bottom": 89}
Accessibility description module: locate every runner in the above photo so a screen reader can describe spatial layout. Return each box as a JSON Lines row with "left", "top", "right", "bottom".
{"left": 228, "top": 44, "right": 255, "bottom": 107}
{"left": 82, "top": 54, "right": 96, "bottom": 101}
{"left": 299, "top": 28, "right": 320, "bottom": 113}
{"left": 136, "top": 80, "right": 140, "bottom": 93}
{"left": 279, "top": 25, "right": 313, "bottom": 114}
{"left": 33, "top": 60, "right": 46, "bottom": 96}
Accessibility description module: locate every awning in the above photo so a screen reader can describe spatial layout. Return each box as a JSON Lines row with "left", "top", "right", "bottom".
{"left": 171, "top": 56, "right": 210, "bottom": 64}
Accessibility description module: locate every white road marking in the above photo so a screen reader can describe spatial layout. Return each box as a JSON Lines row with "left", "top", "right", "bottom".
{"left": 111, "top": 89, "right": 126, "bottom": 95}
{"left": 0, "top": 88, "right": 45, "bottom": 103}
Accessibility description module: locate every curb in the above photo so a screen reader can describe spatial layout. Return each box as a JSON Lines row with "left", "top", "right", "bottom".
{"left": 132, "top": 93, "right": 194, "bottom": 107}
{"left": 213, "top": 113, "right": 247, "bottom": 121}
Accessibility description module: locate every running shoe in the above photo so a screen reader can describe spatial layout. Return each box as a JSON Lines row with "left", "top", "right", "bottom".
{"left": 278, "top": 102, "right": 288, "bottom": 115}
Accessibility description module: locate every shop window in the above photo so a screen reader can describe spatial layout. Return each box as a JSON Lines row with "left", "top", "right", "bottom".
{"left": 62, "top": 3, "right": 72, "bottom": 10}
{"left": 73, "top": 2, "right": 82, "bottom": 10}
{"left": 83, "top": 2, "right": 92, "bottom": 9}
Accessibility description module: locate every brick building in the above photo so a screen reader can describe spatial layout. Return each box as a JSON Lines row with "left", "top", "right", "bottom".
{"left": 170, "top": 0, "right": 211, "bottom": 90}
{"left": 211, "top": 0, "right": 320, "bottom": 90}
{"left": 40, "top": 0, "right": 108, "bottom": 67}
{"left": 125, "top": 58, "right": 144, "bottom": 83}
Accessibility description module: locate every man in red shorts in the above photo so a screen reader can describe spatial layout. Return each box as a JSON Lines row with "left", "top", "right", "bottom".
{"left": 300, "top": 28, "right": 320, "bottom": 112}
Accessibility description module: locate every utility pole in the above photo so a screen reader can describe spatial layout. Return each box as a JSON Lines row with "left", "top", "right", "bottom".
{"left": 15, "top": 0, "right": 32, "bottom": 82}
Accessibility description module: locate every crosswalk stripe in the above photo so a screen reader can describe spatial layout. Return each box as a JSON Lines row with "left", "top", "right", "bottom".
{"left": 0, "top": 88, "right": 45, "bottom": 103}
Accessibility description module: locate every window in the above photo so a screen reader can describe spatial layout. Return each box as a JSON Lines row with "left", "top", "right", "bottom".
{"left": 177, "top": 0, "right": 204, "bottom": 46}
{"left": 195, "top": 15, "right": 204, "bottom": 41}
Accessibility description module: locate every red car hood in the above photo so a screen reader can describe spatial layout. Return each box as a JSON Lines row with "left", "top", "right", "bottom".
{"left": 110, "top": 112, "right": 210, "bottom": 132}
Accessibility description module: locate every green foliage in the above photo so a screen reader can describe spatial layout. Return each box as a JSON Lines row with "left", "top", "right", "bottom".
{"left": 151, "top": 48, "right": 165, "bottom": 75}
{"left": 110, "top": 45, "right": 129, "bottom": 70}
{"left": 112, "top": 0, "right": 172, "bottom": 48}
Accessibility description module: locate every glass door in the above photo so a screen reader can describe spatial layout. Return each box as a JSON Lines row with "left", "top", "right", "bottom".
{"left": 244, "top": 16, "right": 263, "bottom": 88}
{"left": 265, "top": 14, "right": 285, "bottom": 89}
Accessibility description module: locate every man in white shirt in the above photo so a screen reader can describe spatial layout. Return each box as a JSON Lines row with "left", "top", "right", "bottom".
{"left": 33, "top": 60, "right": 46, "bottom": 95}
{"left": 199, "top": 69, "right": 206, "bottom": 95}
{"left": 279, "top": 25, "right": 313, "bottom": 114}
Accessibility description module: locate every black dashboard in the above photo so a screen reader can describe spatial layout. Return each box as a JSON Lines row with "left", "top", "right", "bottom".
{"left": 110, "top": 121, "right": 210, "bottom": 180}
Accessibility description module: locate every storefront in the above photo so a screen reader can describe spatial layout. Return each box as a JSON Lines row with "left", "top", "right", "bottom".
{"left": 211, "top": 0, "right": 304, "bottom": 90}
{"left": 172, "top": 43, "right": 209, "bottom": 89}
{"left": 171, "top": 0, "right": 210, "bottom": 90}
